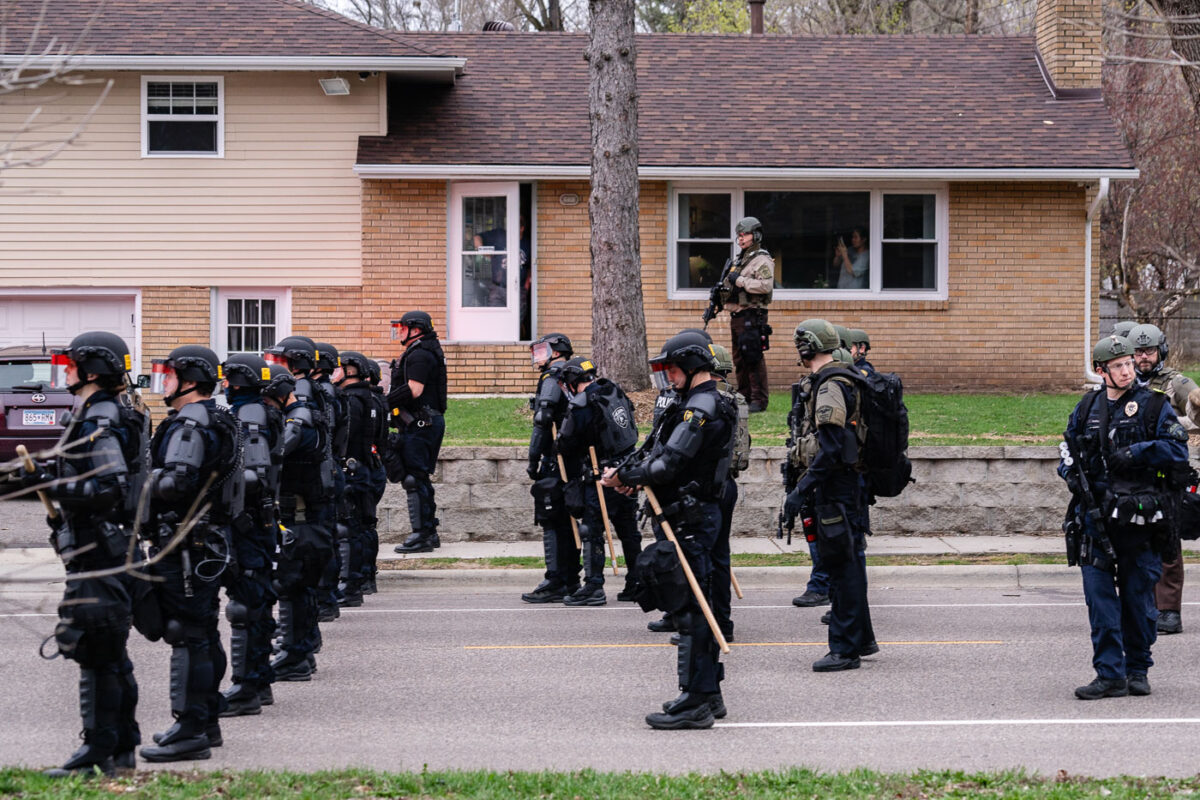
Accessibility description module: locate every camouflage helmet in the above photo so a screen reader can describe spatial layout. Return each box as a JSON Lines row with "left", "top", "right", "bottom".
{"left": 793, "top": 319, "right": 840, "bottom": 359}
{"left": 848, "top": 329, "right": 870, "bottom": 349}
{"left": 833, "top": 325, "right": 852, "bottom": 349}
{"left": 1111, "top": 320, "right": 1137, "bottom": 338}
{"left": 1128, "top": 323, "right": 1169, "bottom": 367}
{"left": 833, "top": 347, "right": 854, "bottom": 365}
{"left": 1092, "top": 335, "right": 1133, "bottom": 367}
{"left": 735, "top": 216, "right": 763, "bottom": 245}
{"left": 710, "top": 343, "right": 734, "bottom": 376}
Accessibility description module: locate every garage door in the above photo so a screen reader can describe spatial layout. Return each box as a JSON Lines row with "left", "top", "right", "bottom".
{"left": 0, "top": 294, "right": 138, "bottom": 364}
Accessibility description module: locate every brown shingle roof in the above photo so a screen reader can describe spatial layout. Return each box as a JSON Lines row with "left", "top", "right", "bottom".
{"left": 358, "top": 32, "right": 1133, "bottom": 171}
{"left": 1, "top": 0, "right": 446, "bottom": 58}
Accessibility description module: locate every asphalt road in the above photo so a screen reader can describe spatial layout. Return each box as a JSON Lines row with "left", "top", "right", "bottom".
{"left": 3, "top": 575, "right": 1200, "bottom": 778}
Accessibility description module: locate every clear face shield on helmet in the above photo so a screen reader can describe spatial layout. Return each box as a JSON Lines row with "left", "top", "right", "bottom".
{"left": 650, "top": 361, "right": 673, "bottom": 392}
{"left": 530, "top": 341, "right": 554, "bottom": 369}
{"left": 49, "top": 351, "right": 73, "bottom": 390}
{"left": 149, "top": 359, "right": 170, "bottom": 395}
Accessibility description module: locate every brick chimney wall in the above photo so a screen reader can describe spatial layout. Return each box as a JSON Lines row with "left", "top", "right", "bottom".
{"left": 1035, "top": 0, "right": 1102, "bottom": 90}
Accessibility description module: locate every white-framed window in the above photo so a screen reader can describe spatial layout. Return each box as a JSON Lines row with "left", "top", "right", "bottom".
{"left": 142, "top": 76, "right": 224, "bottom": 158}
{"left": 668, "top": 185, "right": 949, "bottom": 301}
{"left": 213, "top": 288, "right": 290, "bottom": 360}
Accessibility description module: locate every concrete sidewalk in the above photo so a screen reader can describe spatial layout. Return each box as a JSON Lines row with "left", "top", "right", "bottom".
{"left": 6, "top": 535, "right": 1196, "bottom": 591}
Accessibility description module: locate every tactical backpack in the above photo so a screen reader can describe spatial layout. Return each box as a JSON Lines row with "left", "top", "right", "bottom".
{"left": 718, "top": 384, "right": 751, "bottom": 478}
{"left": 587, "top": 378, "right": 639, "bottom": 461}
{"left": 811, "top": 366, "right": 913, "bottom": 499}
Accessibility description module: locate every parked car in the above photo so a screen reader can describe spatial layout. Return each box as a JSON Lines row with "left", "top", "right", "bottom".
{"left": 0, "top": 346, "right": 73, "bottom": 463}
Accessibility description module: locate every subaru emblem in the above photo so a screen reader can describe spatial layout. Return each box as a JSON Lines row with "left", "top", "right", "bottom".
{"left": 31, "top": 393, "right": 46, "bottom": 404}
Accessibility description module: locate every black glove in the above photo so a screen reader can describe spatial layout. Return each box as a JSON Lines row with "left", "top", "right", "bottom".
{"left": 1108, "top": 447, "right": 1136, "bottom": 471}
{"left": 783, "top": 488, "right": 805, "bottom": 520}
{"left": 1064, "top": 471, "right": 1084, "bottom": 498}
{"left": 526, "top": 462, "right": 539, "bottom": 481}
{"left": 20, "top": 467, "right": 52, "bottom": 491}
{"left": 725, "top": 267, "right": 742, "bottom": 288}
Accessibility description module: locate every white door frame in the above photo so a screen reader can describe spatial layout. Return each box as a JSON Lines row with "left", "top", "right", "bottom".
{"left": 447, "top": 181, "right": 520, "bottom": 342}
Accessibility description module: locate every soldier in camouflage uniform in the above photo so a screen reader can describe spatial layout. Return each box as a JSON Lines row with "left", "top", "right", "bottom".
{"left": 1129, "top": 323, "right": 1200, "bottom": 635}
{"left": 723, "top": 217, "right": 774, "bottom": 413}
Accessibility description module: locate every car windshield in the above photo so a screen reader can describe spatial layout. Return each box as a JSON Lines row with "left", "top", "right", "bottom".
{"left": 0, "top": 362, "right": 53, "bottom": 389}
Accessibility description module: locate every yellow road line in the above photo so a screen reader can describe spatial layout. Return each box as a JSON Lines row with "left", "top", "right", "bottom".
{"left": 464, "top": 640, "right": 1004, "bottom": 651}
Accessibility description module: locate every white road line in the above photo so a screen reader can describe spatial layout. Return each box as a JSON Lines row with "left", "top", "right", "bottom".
{"left": 716, "top": 717, "right": 1200, "bottom": 729}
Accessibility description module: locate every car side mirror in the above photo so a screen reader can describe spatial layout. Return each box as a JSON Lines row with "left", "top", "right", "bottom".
{"left": 136, "top": 374, "right": 151, "bottom": 389}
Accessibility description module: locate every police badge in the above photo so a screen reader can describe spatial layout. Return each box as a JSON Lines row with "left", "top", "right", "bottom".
{"left": 1125, "top": 401, "right": 1139, "bottom": 417}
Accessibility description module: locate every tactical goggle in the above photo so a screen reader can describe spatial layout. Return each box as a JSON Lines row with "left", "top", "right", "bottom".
{"left": 650, "top": 361, "right": 672, "bottom": 391}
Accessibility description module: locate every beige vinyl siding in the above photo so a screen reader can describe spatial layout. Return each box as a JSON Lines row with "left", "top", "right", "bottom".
{"left": 0, "top": 71, "right": 382, "bottom": 287}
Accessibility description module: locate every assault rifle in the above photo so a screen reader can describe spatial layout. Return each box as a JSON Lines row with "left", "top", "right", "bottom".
{"left": 1059, "top": 434, "right": 1117, "bottom": 568}
{"left": 701, "top": 257, "right": 735, "bottom": 329}
{"left": 777, "top": 453, "right": 799, "bottom": 544}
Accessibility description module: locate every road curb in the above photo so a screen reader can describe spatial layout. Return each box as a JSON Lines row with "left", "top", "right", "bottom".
{"left": 377, "top": 564, "right": 1094, "bottom": 591}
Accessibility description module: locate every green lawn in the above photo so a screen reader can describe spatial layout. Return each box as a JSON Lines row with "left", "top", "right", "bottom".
{"left": 3, "top": 767, "right": 1198, "bottom": 799}
{"left": 442, "top": 392, "right": 1084, "bottom": 447}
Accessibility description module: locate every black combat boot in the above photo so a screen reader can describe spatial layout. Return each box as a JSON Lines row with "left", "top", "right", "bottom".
{"left": 647, "top": 615, "right": 677, "bottom": 633}
{"left": 645, "top": 693, "right": 716, "bottom": 730}
{"left": 45, "top": 669, "right": 120, "bottom": 778}
{"left": 258, "top": 684, "right": 275, "bottom": 706}
{"left": 141, "top": 718, "right": 211, "bottom": 763}
{"left": 521, "top": 579, "right": 570, "bottom": 604}
{"left": 271, "top": 653, "right": 313, "bottom": 682}
{"left": 1157, "top": 610, "right": 1182, "bottom": 634}
{"left": 1074, "top": 676, "right": 1128, "bottom": 700}
{"left": 792, "top": 591, "right": 830, "bottom": 607}
{"left": 662, "top": 692, "right": 727, "bottom": 719}
{"left": 563, "top": 582, "right": 606, "bottom": 606}
{"left": 44, "top": 740, "right": 116, "bottom": 779}
{"left": 813, "top": 652, "right": 861, "bottom": 672}
{"left": 394, "top": 530, "right": 437, "bottom": 554}
{"left": 219, "top": 683, "right": 263, "bottom": 717}
{"left": 1127, "top": 673, "right": 1151, "bottom": 696}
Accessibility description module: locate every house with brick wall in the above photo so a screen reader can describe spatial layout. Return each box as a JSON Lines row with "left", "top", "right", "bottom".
{"left": 0, "top": 0, "right": 1134, "bottom": 393}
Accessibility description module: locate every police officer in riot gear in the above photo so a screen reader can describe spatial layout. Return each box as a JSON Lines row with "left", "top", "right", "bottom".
{"left": 262, "top": 340, "right": 335, "bottom": 681}
{"left": 140, "top": 346, "right": 240, "bottom": 762}
{"left": 27, "top": 332, "right": 148, "bottom": 776}
{"left": 388, "top": 311, "right": 448, "bottom": 554}
{"left": 522, "top": 333, "right": 581, "bottom": 603}
{"left": 335, "top": 351, "right": 388, "bottom": 607}
{"left": 313, "top": 342, "right": 348, "bottom": 621}
{"left": 361, "top": 358, "right": 388, "bottom": 593}
{"left": 218, "top": 354, "right": 280, "bottom": 717}
{"left": 724, "top": 217, "right": 774, "bottom": 412}
{"left": 555, "top": 356, "right": 641, "bottom": 605}
{"left": 1128, "top": 323, "right": 1200, "bottom": 635}
{"left": 603, "top": 330, "right": 735, "bottom": 730}
{"left": 708, "top": 342, "right": 744, "bottom": 644}
{"left": 783, "top": 320, "right": 877, "bottom": 672}
{"left": 1060, "top": 335, "right": 1188, "bottom": 699}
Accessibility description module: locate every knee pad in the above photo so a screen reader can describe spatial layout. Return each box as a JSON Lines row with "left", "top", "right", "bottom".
{"left": 224, "top": 600, "right": 249, "bottom": 627}
{"left": 162, "top": 618, "right": 186, "bottom": 646}
{"left": 402, "top": 474, "right": 419, "bottom": 492}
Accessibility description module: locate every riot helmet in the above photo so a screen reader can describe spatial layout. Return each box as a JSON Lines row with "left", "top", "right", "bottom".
{"left": 364, "top": 358, "right": 383, "bottom": 386}
{"left": 222, "top": 353, "right": 270, "bottom": 390}
{"left": 338, "top": 350, "right": 374, "bottom": 385}
{"left": 262, "top": 364, "right": 297, "bottom": 405}
{"left": 53, "top": 331, "right": 132, "bottom": 393}
{"left": 735, "top": 216, "right": 763, "bottom": 246}
{"left": 793, "top": 319, "right": 840, "bottom": 362}
{"left": 314, "top": 342, "right": 340, "bottom": 375}
{"left": 153, "top": 345, "right": 220, "bottom": 406}
{"left": 556, "top": 356, "right": 597, "bottom": 395}
{"left": 649, "top": 330, "right": 716, "bottom": 392}
{"left": 1128, "top": 323, "right": 1169, "bottom": 373}
{"left": 395, "top": 310, "right": 435, "bottom": 344}
{"left": 1111, "top": 320, "right": 1137, "bottom": 339}
{"left": 530, "top": 332, "right": 573, "bottom": 370}
{"left": 264, "top": 335, "right": 317, "bottom": 373}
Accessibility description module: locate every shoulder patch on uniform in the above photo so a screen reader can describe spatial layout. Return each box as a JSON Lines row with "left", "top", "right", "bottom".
{"left": 682, "top": 409, "right": 705, "bottom": 426}
{"left": 1167, "top": 420, "right": 1189, "bottom": 442}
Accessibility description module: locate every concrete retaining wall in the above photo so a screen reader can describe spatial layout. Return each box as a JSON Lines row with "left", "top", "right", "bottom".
{"left": 377, "top": 446, "right": 1068, "bottom": 542}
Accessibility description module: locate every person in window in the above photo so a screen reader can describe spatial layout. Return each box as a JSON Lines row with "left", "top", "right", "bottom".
{"left": 473, "top": 228, "right": 508, "bottom": 308}
{"left": 834, "top": 228, "right": 869, "bottom": 289}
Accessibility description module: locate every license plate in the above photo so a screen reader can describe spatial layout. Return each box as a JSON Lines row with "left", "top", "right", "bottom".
{"left": 22, "top": 409, "right": 57, "bottom": 427}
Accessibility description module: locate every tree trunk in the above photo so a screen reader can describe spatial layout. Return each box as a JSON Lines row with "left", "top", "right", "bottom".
{"left": 1152, "top": 0, "right": 1200, "bottom": 113}
{"left": 586, "top": 0, "right": 649, "bottom": 390}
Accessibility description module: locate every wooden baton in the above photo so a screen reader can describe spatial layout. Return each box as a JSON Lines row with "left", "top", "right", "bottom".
{"left": 16, "top": 444, "right": 59, "bottom": 520}
{"left": 589, "top": 446, "right": 620, "bottom": 576}
{"left": 551, "top": 423, "right": 582, "bottom": 550}
{"left": 641, "top": 486, "right": 729, "bottom": 654}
